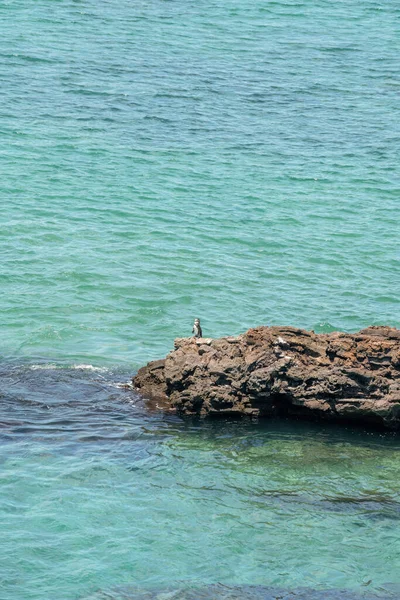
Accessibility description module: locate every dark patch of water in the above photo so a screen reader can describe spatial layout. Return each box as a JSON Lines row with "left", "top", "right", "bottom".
{"left": 1, "top": 357, "right": 400, "bottom": 453}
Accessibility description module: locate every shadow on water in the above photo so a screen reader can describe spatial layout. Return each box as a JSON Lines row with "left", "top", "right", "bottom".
{"left": 1, "top": 356, "right": 400, "bottom": 483}
{"left": 0, "top": 356, "right": 166, "bottom": 433}
{"left": 2, "top": 359, "right": 400, "bottom": 599}
{"left": 1, "top": 356, "right": 398, "bottom": 444}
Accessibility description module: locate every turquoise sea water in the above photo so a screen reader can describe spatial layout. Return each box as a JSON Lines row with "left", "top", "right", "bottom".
{"left": 1, "top": 0, "right": 400, "bottom": 598}
{"left": 2, "top": 363, "right": 400, "bottom": 600}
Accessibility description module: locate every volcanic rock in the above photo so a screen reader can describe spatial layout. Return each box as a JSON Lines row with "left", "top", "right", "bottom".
{"left": 133, "top": 326, "right": 400, "bottom": 429}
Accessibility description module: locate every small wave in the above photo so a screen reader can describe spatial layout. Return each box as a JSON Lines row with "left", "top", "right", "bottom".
{"left": 72, "top": 364, "right": 109, "bottom": 372}
{"left": 110, "top": 381, "right": 134, "bottom": 389}
{"left": 29, "top": 364, "right": 59, "bottom": 371}
{"left": 29, "top": 363, "right": 109, "bottom": 372}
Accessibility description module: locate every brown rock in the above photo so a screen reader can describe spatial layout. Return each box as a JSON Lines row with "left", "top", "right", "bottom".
{"left": 133, "top": 326, "right": 400, "bottom": 429}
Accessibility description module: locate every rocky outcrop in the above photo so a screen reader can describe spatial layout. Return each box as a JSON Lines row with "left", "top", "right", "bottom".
{"left": 133, "top": 326, "right": 400, "bottom": 429}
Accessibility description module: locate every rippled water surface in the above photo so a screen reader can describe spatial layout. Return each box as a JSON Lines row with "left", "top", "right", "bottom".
{"left": 1, "top": 364, "right": 400, "bottom": 600}
{"left": 1, "top": 0, "right": 399, "bottom": 364}
{"left": 1, "top": 0, "right": 400, "bottom": 598}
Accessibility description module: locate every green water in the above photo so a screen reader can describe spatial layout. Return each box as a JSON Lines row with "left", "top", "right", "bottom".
{"left": 1, "top": 0, "right": 399, "bottom": 365}
{"left": 1, "top": 364, "right": 400, "bottom": 599}
{"left": 1, "top": 0, "right": 400, "bottom": 598}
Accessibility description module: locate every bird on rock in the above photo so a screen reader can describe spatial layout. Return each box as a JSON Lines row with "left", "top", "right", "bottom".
{"left": 192, "top": 318, "right": 202, "bottom": 338}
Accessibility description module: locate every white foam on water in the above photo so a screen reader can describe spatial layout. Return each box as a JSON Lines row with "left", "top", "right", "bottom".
{"left": 29, "top": 364, "right": 59, "bottom": 371}
{"left": 114, "top": 381, "right": 134, "bottom": 388}
{"left": 29, "top": 364, "right": 109, "bottom": 372}
{"left": 72, "top": 364, "right": 109, "bottom": 372}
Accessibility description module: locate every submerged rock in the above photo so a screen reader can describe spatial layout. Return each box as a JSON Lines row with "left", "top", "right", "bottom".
{"left": 133, "top": 326, "right": 400, "bottom": 429}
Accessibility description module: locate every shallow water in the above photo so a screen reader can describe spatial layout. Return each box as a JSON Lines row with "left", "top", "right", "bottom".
{"left": 1, "top": 363, "right": 400, "bottom": 600}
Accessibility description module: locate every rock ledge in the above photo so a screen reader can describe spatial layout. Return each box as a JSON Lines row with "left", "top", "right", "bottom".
{"left": 133, "top": 326, "right": 400, "bottom": 429}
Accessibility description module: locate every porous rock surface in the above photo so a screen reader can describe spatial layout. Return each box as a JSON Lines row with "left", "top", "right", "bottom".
{"left": 133, "top": 326, "right": 400, "bottom": 429}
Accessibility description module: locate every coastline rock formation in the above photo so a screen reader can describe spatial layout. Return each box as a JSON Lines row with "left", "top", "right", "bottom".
{"left": 133, "top": 326, "right": 400, "bottom": 429}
